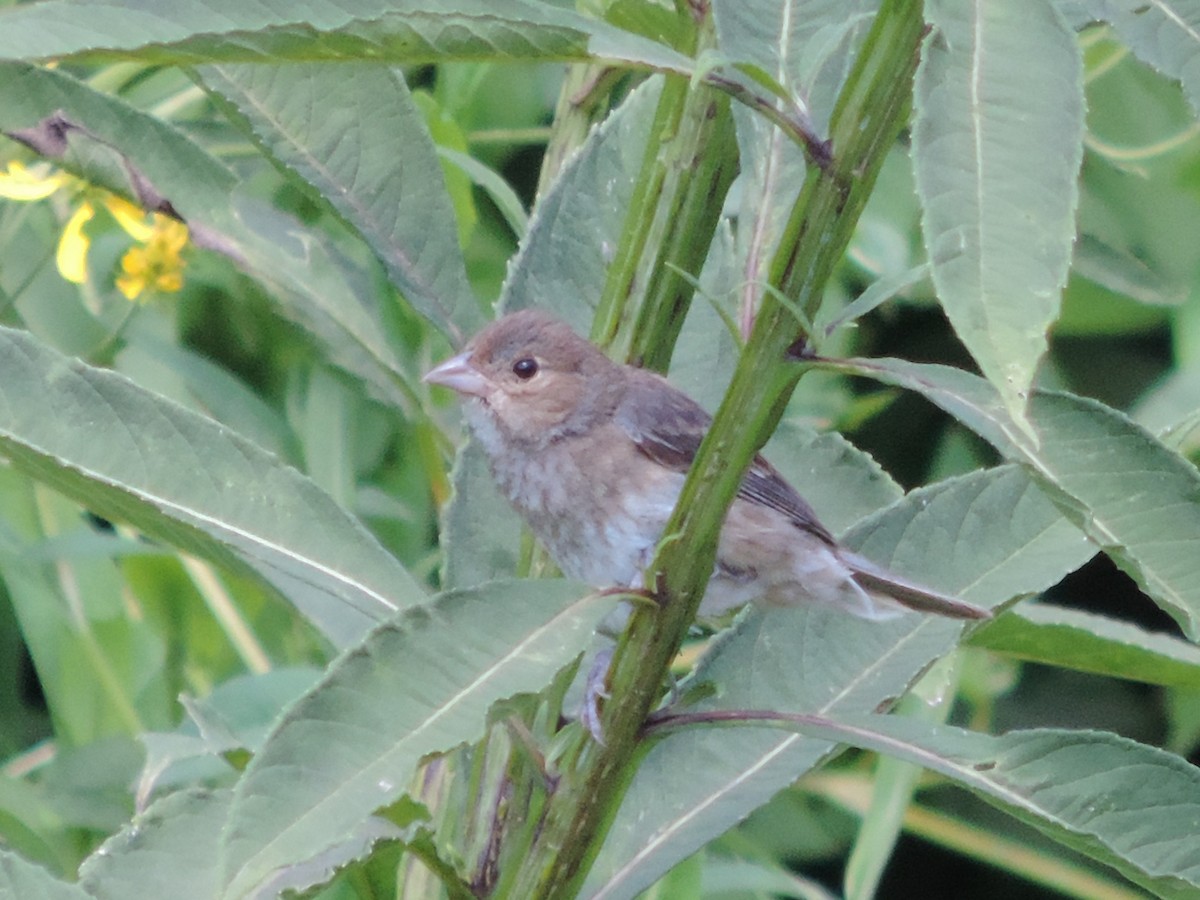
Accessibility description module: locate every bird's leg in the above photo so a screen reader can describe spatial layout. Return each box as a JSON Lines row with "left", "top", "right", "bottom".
{"left": 581, "top": 578, "right": 668, "bottom": 743}
{"left": 580, "top": 646, "right": 613, "bottom": 745}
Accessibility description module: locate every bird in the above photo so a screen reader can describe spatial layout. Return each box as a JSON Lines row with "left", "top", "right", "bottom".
{"left": 424, "top": 309, "right": 990, "bottom": 623}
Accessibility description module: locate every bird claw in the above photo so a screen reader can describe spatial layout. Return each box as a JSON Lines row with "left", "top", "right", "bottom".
{"left": 581, "top": 646, "right": 614, "bottom": 745}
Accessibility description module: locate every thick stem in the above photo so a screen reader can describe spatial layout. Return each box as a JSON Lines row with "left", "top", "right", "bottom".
{"left": 589, "top": 13, "right": 736, "bottom": 370}
{"left": 507, "top": 3, "right": 925, "bottom": 897}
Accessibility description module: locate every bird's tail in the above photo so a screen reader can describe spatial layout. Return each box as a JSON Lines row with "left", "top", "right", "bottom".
{"left": 841, "top": 551, "right": 993, "bottom": 621}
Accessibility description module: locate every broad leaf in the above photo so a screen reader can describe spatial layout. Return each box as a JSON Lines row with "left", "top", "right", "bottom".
{"left": 198, "top": 62, "right": 482, "bottom": 343}
{"left": 832, "top": 357, "right": 1200, "bottom": 640}
{"left": 915, "top": 0, "right": 1083, "bottom": 422}
{"left": 499, "top": 78, "right": 663, "bottom": 331}
{"left": 583, "top": 464, "right": 1093, "bottom": 898}
{"left": 1090, "top": 0, "right": 1200, "bottom": 118}
{"left": 78, "top": 789, "right": 233, "bottom": 900}
{"left": 439, "top": 441, "right": 522, "bottom": 590}
{"left": 219, "top": 579, "right": 612, "bottom": 899}
{"left": 0, "top": 327, "right": 421, "bottom": 648}
{"left": 0, "top": 849, "right": 88, "bottom": 900}
{"left": 0, "top": 62, "right": 422, "bottom": 408}
{"left": 736, "top": 715, "right": 1200, "bottom": 900}
{"left": 0, "top": 0, "right": 691, "bottom": 73}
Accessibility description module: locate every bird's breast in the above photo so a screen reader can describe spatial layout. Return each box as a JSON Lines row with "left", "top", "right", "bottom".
{"left": 468, "top": 408, "right": 678, "bottom": 587}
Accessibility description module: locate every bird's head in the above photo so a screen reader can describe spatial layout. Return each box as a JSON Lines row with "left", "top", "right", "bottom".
{"left": 424, "top": 310, "right": 619, "bottom": 445}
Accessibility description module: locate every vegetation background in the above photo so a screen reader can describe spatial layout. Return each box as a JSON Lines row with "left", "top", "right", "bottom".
{"left": 0, "top": 1, "right": 1199, "bottom": 898}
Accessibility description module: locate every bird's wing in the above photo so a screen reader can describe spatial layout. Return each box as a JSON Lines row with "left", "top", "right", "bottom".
{"left": 615, "top": 370, "right": 836, "bottom": 545}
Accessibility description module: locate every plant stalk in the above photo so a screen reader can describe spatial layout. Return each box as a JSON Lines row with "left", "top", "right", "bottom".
{"left": 507, "top": 3, "right": 926, "bottom": 897}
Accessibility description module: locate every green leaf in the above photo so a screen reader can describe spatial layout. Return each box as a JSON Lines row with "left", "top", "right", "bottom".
{"left": 219, "top": 579, "right": 612, "bottom": 899}
{"left": 0, "top": 326, "right": 423, "bottom": 648}
{"left": 764, "top": 422, "right": 903, "bottom": 536}
{"left": 714, "top": 0, "right": 877, "bottom": 335}
{"left": 0, "top": 0, "right": 692, "bottom": 72}
{"left": 0, "top": 476, "right": 167, "bottom": 745}
{"left": 700, "top": 857, "right": 837, "bottom": 900}
{"left": 439, "top": 441, "right": 522, "bottom": 590}
{"left": 78, "top": 789, "right": 232, "bottom": 900}
{"left": 832, "top": 358, "right": 1200, "bottom": 640}
{"left": 1072, "top": 233, "right": 1187, "bottom": 309}
{"left": 969, "top": 603, "right": 1200, "bottom": 688}
{"left": 437, "top": 146, "right": 528, "bottom": 240}
{"left": 198, "top": 62, "right": 483, "bottom": 343}
{"left": 583, "top": 464, "right": 1093, "bottom": 898}
{"left": 0, "top": 774, "right": 74, "bottom": 880}
{"left": 80, "top": 785, "right": 403, "bottom": 900}
{"left": 750, "top": 716, "right": 1200, "bottom": 900}
{"left": 843, "top": 661, "right": 958, "bottom": 900}
{"left": 114, "top": 326, "right": 300, "bottom": 464}
{"left": 914, "top": 0, "right": 1083, "bottom": 421}
{"left": 0, "top": 849, "right": 88, "bottom": 900}
{"left": 1091, "top": 0, "right": 1200, "bottom": 118}
{"left": 499, "top": 78, "right": 663, "bottom": 332}
{"left": 0, "top": 61, "right": 420, "bottom": 411}
{"left": 714, "top": 0, "right": 877, "bottom": 133}
{"left": 0, "top": 61, "right": 236, "bottom": 207}
{"left": 1134, "top": 369, "right": 1200, "bottom": 459}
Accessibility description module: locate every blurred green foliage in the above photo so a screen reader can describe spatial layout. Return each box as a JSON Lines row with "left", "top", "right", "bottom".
{"left": 0, "top": 2, "right": 1198, "bottom": 899}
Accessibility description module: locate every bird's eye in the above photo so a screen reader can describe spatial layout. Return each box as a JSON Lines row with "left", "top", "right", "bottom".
{"left": 512, "top": 357, "right": 539, "bottom": 380}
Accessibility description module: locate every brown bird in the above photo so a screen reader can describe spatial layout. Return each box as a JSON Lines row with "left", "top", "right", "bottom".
{"left": 425, "top": 309, "right": 990, "bottom": 622}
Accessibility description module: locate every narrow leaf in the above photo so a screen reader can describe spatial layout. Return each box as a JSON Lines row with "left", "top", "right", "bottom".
{"left": 915, "top": 0, "right": 1083, "bottom": 421}
{"left": 970, "top": 603, "right": 1200, "bottom": 688}
{"left": 219, "top": 579, "right": 612, "bottom": 899}
{"left": 0, "top": 327, "right": 422, "bottom": 648}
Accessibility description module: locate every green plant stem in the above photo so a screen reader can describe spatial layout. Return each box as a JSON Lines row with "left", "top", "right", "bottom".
{"left": 536, "top": 63, "right": 624, "bottom": 199}
{"left": 508, "top": 3, "right": 926, "bottom": 898}
{"left": 623, "top": 89, "right": 736, "bottom": 372}
{"left": 588, "top": 13, "right": 719, "bottom": 361}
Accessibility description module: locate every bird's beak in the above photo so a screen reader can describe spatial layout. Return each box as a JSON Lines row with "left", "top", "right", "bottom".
{"left": 423, "top": 351, "right": 491, "bottom": 397}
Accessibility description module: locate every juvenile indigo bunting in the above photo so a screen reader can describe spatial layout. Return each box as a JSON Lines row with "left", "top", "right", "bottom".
{"left": 425, "top": 309, "right": 989, "bottom": 622}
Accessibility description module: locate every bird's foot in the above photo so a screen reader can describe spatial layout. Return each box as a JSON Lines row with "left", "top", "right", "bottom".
{"left": 581, "top": 646, "right": 613, "bottom": 744}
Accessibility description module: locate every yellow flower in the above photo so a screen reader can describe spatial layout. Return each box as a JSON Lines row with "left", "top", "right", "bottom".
{"left": 56, "top": 201, "right": 95, "bottom": 284}
{"left": 0, "top": 161, "right": 97, "bottom": 284}
{"left": 103, "top": 195, "right": 155, "bottom": 242}
{"left": 1, "top": 157, "right": 191, "bottom": 299}
{"left": 0, "top": 161, "right": 65, "bottom": 201}
{"left": 115, "top": 214, "right": 189, "bottom": 301}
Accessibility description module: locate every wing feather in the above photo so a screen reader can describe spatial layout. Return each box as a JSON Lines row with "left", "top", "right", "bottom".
{"left": 615, "top": 370, "right": 835, "bottom": 545}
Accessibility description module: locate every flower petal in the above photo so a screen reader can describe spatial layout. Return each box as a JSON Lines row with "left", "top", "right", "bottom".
{"left": 104, "top": 196, "right": 154, "bottom": 241}
{"left": 0, "top": 161, "right": 65, "bottom": 201}
{"left": 56, "top": 202, "right": 95, "bottom": 284}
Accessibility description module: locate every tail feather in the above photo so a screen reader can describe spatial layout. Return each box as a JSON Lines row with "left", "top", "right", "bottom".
{"left": 842, "top": 551, "right": 992, "bottom": 621}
